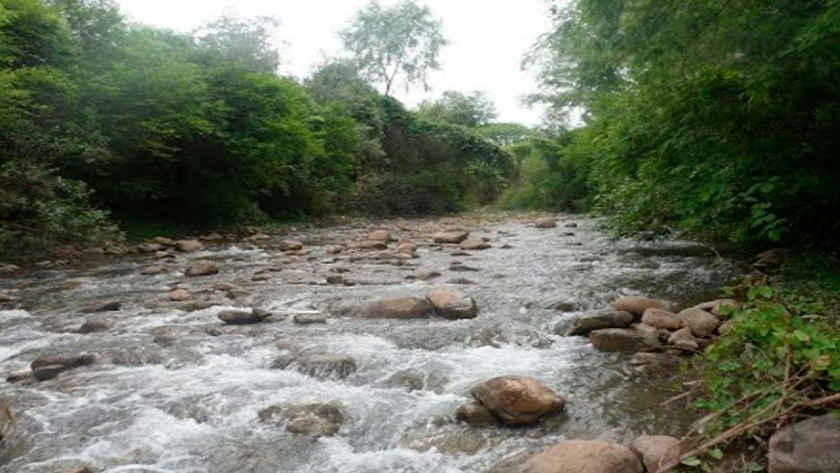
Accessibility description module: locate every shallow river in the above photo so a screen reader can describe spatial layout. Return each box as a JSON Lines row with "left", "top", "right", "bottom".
{"left": 0, "top": 213, "right": 742, "bottom": 473}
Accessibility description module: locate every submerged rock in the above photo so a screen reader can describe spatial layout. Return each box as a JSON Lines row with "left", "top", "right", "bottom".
{"left": 278, "top": 241, "right": 304, "bottom": 251}
{"left": 769, "top": 414, "right": 840, "bottom": 473}
{"left": 355, "top": 297, "right": 434, "bottom": 319}
{"left": 293, "top": 314, "right": 328, "bottom": 325}
{"left": 293, "top": 355, "right": 357, "bottom": 380}
{"left": 259, "top": 402, "right": 344, "bottom": 438}
{"left": 30, "top": 353, "right": 96, "bottom": 381}
{"left": 217, "top": 310, "right": 272, "bottom": 325}
{"left": 0, "top": 292, "right": 17, "bottom": 303}
{"left": 426, "top": 286, "right": 478, "bottom": 320}
{"left": 486, "top": 440, "right": 643, "bottom": 473}
{"left": 81, "top": 300, "right": 122, "bottom": 313}
{"left": 469, "top": 375, "right": 565, "bottom": 426}
{"left": 0, "top": 397, "right": 12, "bottom": 442}
{"left": 456, "top": 401, "right": 497, "bottom": 427}
{"left": 78, "top": 320, "right": 113, "bottom": 334}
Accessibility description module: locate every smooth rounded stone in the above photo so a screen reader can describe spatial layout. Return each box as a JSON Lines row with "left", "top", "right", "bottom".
{"left": 535, "top": 218, "right": 557, "bottom": 229}
{"left": 81, "top": 300, "right": 122, "bottom": 313}
{"left": 695, "top": 298, "right": 740, "bottom": 316}
{"left": 141, "top": 265, "right": 170, "bottom": 275}
{"left": 589, "top": 328, "right": 656, "bottom": 352}
{"left": 78, "top": 320, "right": 113, "bottom": 334}
{"left": 185, "top": 260, "right": 220, "bottom": 277}
{"left": 260, "top": 403, "right": 344, "bottom": 438}
{"left": 251, "top": 271, "right": 272, "bottom": 281}
{"left": 293, "top": 355, "right": 357, "bottom": 380}
{"left": 486, "top": 440, "right": 643, "bottom": 473}
{"left": 137, "top": 242, "right": 166, "bottom": 253}
{"left": 460, "top": 237, "right": 491, "bottom": 251}
{"left": 32, "top": 364, "right": 65, "bottom": 381}
{"left": 470, "top": 375, "right": 565, "bottom": 426}
{"left": 31, "top": 353, "right": 96, "bottom": 372}
{"left": 175, "top": 239, "right": 204, "bottom": 252}
{"left": 169, "top": 288, "right": 192, "bottom": 302}
{"left": 278, "top": 240, "right": 304, "bottom": 251}
{"left": 152, "top": 236, "right": 175, "bottom": 246}
{"left": 347, "top": 240, "right": 389, "bottom": 251}
{"left": 5, "top": 372, "right": 35, "bottom": 384}
{"left": 630, "top": 352, "right": 683, "bottom": 375}
{"left": 0, "top": 397, "right": 12, "bottom": 442}
{"left": 212, "top": 282, "right": 241, "bottom": 292}
{"left": 294, "top": 314, "right": 328, "bottom": 325}
{"left": 178, "top": 301, "right": 219, "bottom": 312}
{"left": 0, "top": 263, "right": 20, "bottom": 274}
{"left": 677, "top": 307, "right": 720, "bottom": 338}
{"left": 415, "top": 270, "right": 442, "bottom": 281}
{"left": 433, "top": 231, "right": 470, "bottom": 244}
{"left": 449, "top": 262, "right": 480, "bottom": 272}
{"left": 397, "top": 242, "right": 418, "bottom": 254}
{"left": 456, "top": 401, "right": 498, "bottom": 427}
{"left": 0, "top": 292, "right": 17, "bottom": 303}
{"left": 217, "top": 310, "right": 271, "bottom": 325}
{"left": 613, "top": 296, "right": 669, "bottom": 316}
{"left": 384, "top": 369, "right": 448, "bottom": 394}
{"left": 769, "top": 414, "right": 840, "bottom": 473}
{"left": 355, "top": 297, "right": 434, "bottom": 319}
{"left": 674, "top": 340, "right": 700, "bottom": 352}
{"left": 365, "top": 229, "right": 393, "bottom": 242}
{"left": 563, "top": 310, "right": 634, "bottom": 336}
{"left": 641, "top": 308, "right": 684, "bottom": 330}
{"left": 565, "top": 222, "right": 579, "bottom": 228}
{"left": 667, "top": 326, "right": 695, "bottom": 345}
{"left": 630, "top": 435, "right": 682, "bottom": 472}
{"left": 426, "top": 286, "right": 478, "bottom": 320}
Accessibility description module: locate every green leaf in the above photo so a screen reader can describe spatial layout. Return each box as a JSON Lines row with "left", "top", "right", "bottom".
{"left": 708, "top": 448, "right": 724, "bottom": 460}
{"left": 682, "top": 457, "right": 703, "bottom": 467}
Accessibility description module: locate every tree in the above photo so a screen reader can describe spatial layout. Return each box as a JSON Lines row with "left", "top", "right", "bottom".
{"left": 340, "top": 0, "right": 446, "bottom": 96}
{"left": 417, "top": 90, "right": 497, "bottom": 128}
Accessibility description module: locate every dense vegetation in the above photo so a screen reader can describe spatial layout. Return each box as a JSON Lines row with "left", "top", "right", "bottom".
{"left": 0, "top": 0, "right": 515, "bottom": 260}
{"left": 520, "top": 0, "right": 840, "bottom": 249}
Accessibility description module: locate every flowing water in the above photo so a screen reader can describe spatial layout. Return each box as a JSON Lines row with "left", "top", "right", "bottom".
{"left": 0, "top": 213, "right": 742, "bottom": 473}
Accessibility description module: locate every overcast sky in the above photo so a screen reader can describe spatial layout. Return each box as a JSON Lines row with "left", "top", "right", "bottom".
{"left": 116, "top": 0, "right": 552, "bottom": 125}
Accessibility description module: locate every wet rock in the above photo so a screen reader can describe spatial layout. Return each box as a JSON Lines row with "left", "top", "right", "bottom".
{"left": 769, "top": 414, "right": 840, "bottom": 473}
{"left": 259, "top": 403, "right": 344, "bottom": 438}
{"left": 137, "top": 242, "right": 165, "bottom": 253}
{"left": 178, "top": 301, "right": 219, "bottom": 312}
{"left": 448, "top": 278, "right": 477, "bottom": 285}
{"left": 486, "top": 440, "right": 643, "bottom": 473}
{"left": 0, "top": 263, "right": 19, "bottom": 274}
{"left": 33, "top": 364, "right": 65, "bottom": 381}
{"left": 535, "top": 218, "right": 557, "bottom": 229}
{"left": 470, "top": 375, "right": 565, "bottom": 426}
{"left": 78, "top": 320, "right": 113, "bottom": 334}
{"left": 385, "top": 369, "right": 448, "bottom": 393}
{"left": 677, "top": 307, "right": 720, "bottom": 338}
{"left": 460, "top": 237, "right": 491, "bottom": 251}
{"left": 415, "top": 270, "right": 442, "bottom": 281}
{"left": 279, "top": 241, "right": 304, "bottom": 251}
{"left": 397, "top": 242, "right": 418, "bottom": 254}
{"left": 456, "top": 401, "right": 498, "bottom": 427}
{"left": 630, "top": 435, "right": 682, "bottom": 472}
{"left": 217, "top": 310, "right": 272, "bottom": 325}
{"left": 641, "top": 308, "right": 684, "bottom": 330}
{"left": 667, "top": 326, "right": 695, "bottom": 345}
{"left": 81, "top": 300, "right": 122, "bottom": 313}
{"left": 563, "top": 310, "right": 634, "bottom": 336}
{"left": 532, "top": 298, "right": 580, "bottom": 312}
{"left": 565, "top": 222, "right": 579, "bottom": 228}
{"left": 251, "top": 271, "right": 272, "bottom": 281}
{"left": 294, "top": 314, "right": 327, "bottom": 325}
{"left": 154, "top": 250, "right": 176, "bottom": 259}
{"left": 432, "top": 231, "right": 470, "bottom": 244}
{"left": 141, "top": 265, "right": 170, "bottom": 275}
{"left": 185, "top": 260, "right": 220, "bottom": 277}
{"left": 347, "top": 240, "right": 389, "bottom": 251}
{"left": 365, "top": 229, "right": 393, "bottom": 242}
{"left": 613, "top": 296, "right": 669, "bottom": 316}
{"left": 449, "top": 262, "right": 480, "bottom": 272}
{"left": 674, "top": 339, "right": 700, "bottom": 352}
{"left": 0, "top": 397, "right": 12, "bottom": 441}
{"left": 630, "top": 352, "right": 683, "bottom": 376}
{"left": 426, "top": 287, "right": 478, "bottom": 320}
{"left": 5, "top": 372, "right": 35, "bottom": 384}
{"left": 31, "top": 353, "right": 96, "bottom": 371}
{"left": 175, "top": 239, "right": 204, "bottom": 252}
{"left": 152, "top": 236, "right": 175, "bottom": 246}
{"left": 0, "top": 292, "right": 17, "bottom": 303}
{"left": 169, "top": 288, "right": 192, "bottom": 301}
{"left": 589, "top": 328, "right": 654, "bottom": 352}
{"left": 355, "top": 297, "right": 434, "bottom": 319}
{"left": 326, "top": 275, "right": 344, "bottom": 285}
{"left": 212, "top": 282, "right": 241, "bottom": 292}
{"left": 294, "top": 355, "right": 357, "bottom": 380}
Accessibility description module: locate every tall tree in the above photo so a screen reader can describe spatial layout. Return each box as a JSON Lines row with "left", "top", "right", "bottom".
{"left": 340, "top": 0, "right": 446, "bottom": 96}
{"left": 417, "top": 90, "right": 497, "bottom": 127}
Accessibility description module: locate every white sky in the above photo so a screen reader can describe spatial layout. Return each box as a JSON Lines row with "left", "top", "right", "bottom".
{"left": 116, "top": 0, "right": 552, "bottom": 125}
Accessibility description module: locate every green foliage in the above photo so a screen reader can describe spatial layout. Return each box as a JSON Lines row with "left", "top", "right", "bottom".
{"left": 418, "top": 90, "right": 497, "bottom": 128}
{"left": 340, "top": 0, "right": 446, "bottom": 96}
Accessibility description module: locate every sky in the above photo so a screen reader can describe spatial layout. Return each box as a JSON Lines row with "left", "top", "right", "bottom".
{"left": 115, "top": 0, "right": 553, "bottom": 125}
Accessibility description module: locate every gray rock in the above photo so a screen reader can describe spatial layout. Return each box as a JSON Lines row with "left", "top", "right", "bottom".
{"left": 185, "top": 260, "right": 220, "bottom": 277}
{"left": 355, "top": 297, "right": 433, "bottom": 319}
{"left": 456, "top": 401, "right": 498, "bottom": 427}
{"left": 78, "top": 320, "right": 113, "bottom": 334}
{"left": 535, "top": 218, "right": 557, "bottom": 229}
{"left": 217, "top": 310, "right": 271, "bottom": 325}
{"left": 641, "top": 308, "right": 684, "bottom": 330}
{"left": 630, "top": 435, "right": 682, "bottom": 472}
{"left": 432, "top": 231, "right": 470, "bottom": 244}
{"left": 678, "top": 307, "right": 720, "bottom": 338}
{"left": 486, "top": 440, "right": 643, "bottom": 473}
{"left": 769, "top": 414, "right": 840, "bottom": 473}
{"left": 589, "top": 328, "right": 653, "bottom": 352}
{"left": 563, "top": 310, "right": 634, "bottom": 336}
{"left": 294, "top": 355, "right": 357, "bottom": 380}
{"left": 426, "top": 286, "right": 478, "bottom": 320}
{"left": 294, "top": 314, "right": 328, "bottom": 325}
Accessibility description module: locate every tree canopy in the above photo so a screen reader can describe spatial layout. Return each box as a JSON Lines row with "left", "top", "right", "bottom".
{"left": 418, "top": 90, "right": 497, "bottom": 128}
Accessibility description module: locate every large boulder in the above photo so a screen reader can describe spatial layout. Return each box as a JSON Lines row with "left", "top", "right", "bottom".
{"left": 175, "top": 239, "right": 204, "bottom": 253}
{"left": 426, "top": 287, "right": 478, "bottom": 320}
{"left": 641, "top": 308, "right": 684, "bottom": 330}
{"left": 613, "top": 296, "right": 669, "bottom": 316}
{"left": 563, "top": 310, "right": 634, "bottom": 336}
{"left": 486, "top": 440, "right": 643, "bottom": 473}
{"left": 185, "top": 261, "right": 220, "bottom": 277}
{"left": 630, "top": 435, "right": 682, "bottom": 472}
{"left": 589, "top": 327, "right": 657, "bottom": 352}
{"left": 355, "top": 297, "right": 434, "bottom": 319}
{"left": 259, "top": 403, "right": 344, "bottom": 438}
{"left": 470, "top": 375, "right": 565, "bottom": 426}
{"left": 677, "top": 307, "right": 720, "bottom": 338}
{"left": 768, "top": 414, "right": 840, "bottom": 473}
{"left": 432, "top": 231, "right": 470, "bottom": 244}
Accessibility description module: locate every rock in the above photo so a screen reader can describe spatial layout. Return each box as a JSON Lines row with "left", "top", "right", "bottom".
{"left": 185, "top": 260, "right": 220, "bottom": 277}
{"left": 460, "top": 237, "right": 491, "bottom": 251}
{"left": 0, "top": 292, "right": 17, "bottom": 303}
{"left": 0, "top": 397, "right": 13, "bottom": 442}
{"left": 356, "top": 297, "right": 434, "bottom": 319}
{"left": 535, "top": 218, "right": 558, "bottom": 229}
{"left": 641, "top": 308, "right": 684, "bottom": 330}
{"left": 137, "top": 242, "right": 165, "bottom": 253}
{"left": 397, "top": 242, "right": 418, "bottom": 254}
{"left": 294, "top": 314, "right": 328, "bottom": 325}
{"left": 613, "top": 296, "right": 669, "bottom": 316}
{"left": 81, "top": 300, "right": 122, "bottom": 313}
{"left": 365, "top": 229, "right": 392, "bottom": 242}
{"left": 563, "top": 310, "right": 634, "bottom": 336}
{"left": 589, "top": 328, "right": 654, "bottom": 352}
{"left": 141, "top": 265, "right": 170, "bottom": 275}
{"left": 718, "top": 319, "right": 737, "bottom": 335}
{"left": 259, "top": 403, "right": 344, "bottom": 438}
{"left": 152, "top": 236, "right": 175, "bottom": 246}
{"left": 425, "top": 287, "right": 478, "bottom": 320}
{"left": 32, "top": 364, "right": 65, "bottom": 381}
{"left": 347, "top": 240, "right": 389, "bottom": 251}
{"left": 0, "top": 264, "right": 20, "bottom": 274}
{"left": 769, "top": 414, "right": 840, "bottom": 473}
{"left": 470, "top": 375, "right": 565, "bottom": 426}
{"left": 31, "top": 353, "right": 96, "bottom": 372}
{"left": 326, "top": 275, "right": 344, "bottom": 285}
{"left": 251, "top": 271, "right": 272, "bottom": 281}
{"left": 5, "top": 372, "right": 34, "bottom": 384}
{"left": 449, "top": 262, "right": 480, "bottom": 272}
{"left": 175, "top": 239, "right": 204, "bottom": 252}
{"left": 217, "top": 310, "right": 271, "bottom": 325}
{"left": 630, "top": 352, "right": 683, "bottom": 375}
{"left": 415, "top": 270, "right": 442, "bottom": 281}
{"left": 433, "top": 231, "right": 470, "bottom": 244}
{"left": 169, "top": 288, "right": 192, "bottom": 301}
{"left": 674, "top": 339, "right": 700, "bottom": 352}
{"left": 456, "top": 401, "right": 498, "bottom": 427}
{"left": 279, "top": 241, "right": 304, "bottom": 251}
{"left": 294, "top": 355, "right": 357, "bottom": 380}
{"left": 630, "top": 435, "right": 682, "bottom": 472}
{"left": 486, "top": 440, "right": 643, "bottom": 473}
{"left": 78, "top": 320, "right": 113, "bottom": 334}
{"left": 678, "top": 307, "right": 720, "bottom": 338}
{"left": 179, "top": 301, "right": 219, "bottom": 312}
{"left": 565, "top": 222, "right": 579, "bottom": 228}
{"left": 668, "top": 327, "right": 695, "bottom": 345}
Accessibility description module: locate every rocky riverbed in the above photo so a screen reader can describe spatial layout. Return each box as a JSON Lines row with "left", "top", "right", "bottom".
{"left": 0, "top": 212, "right": 744, "bottom": 473}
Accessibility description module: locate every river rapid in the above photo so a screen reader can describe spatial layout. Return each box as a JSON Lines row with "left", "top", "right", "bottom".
{"left": 0, "top": 212, "right": 742, "bottom": 473}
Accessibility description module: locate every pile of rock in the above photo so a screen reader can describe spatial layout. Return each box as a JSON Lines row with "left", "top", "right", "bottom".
{"left": 354, "top": 287, "right": 478, "bottom": 320}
